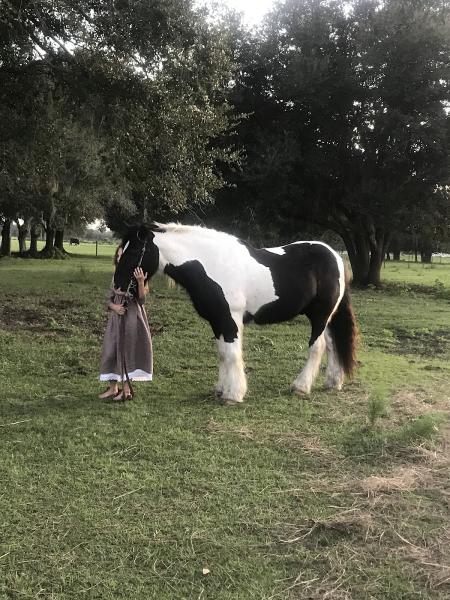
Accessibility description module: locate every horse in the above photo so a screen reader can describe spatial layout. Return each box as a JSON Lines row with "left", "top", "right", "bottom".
{"left": 114, "top": 223, "right": 358, "bottom": 404}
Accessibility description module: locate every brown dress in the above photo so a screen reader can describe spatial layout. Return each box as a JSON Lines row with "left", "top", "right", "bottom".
{"left": 99, "top": 287, "right": 153, "bottom": 382}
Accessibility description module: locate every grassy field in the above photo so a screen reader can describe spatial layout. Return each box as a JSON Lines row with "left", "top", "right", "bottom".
{"left": 9, "top": 237, "right": 118, "bottom": 258}
{"left": 0, "top": 254, "right": 449, "bottom": 599}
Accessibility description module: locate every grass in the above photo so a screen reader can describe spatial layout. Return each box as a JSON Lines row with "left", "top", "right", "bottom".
{"left": 381, "top": 259, "right": 450, "bottom": 290}
{"left": 9, "top": 237, "right": 117, "bottom": 258}
{"left": 0, "top": 255, "right": 449, "bottom": 599}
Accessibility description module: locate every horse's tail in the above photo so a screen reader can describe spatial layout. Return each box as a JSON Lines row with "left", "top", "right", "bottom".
{"left": 328, "top": 287, "right": 358, "bottom": 377}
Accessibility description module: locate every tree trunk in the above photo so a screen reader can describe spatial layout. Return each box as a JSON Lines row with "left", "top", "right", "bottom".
{"left": 16, "top": 219, "right": 30, "bottom": 255}
{"left": 18, "top": 228, "right": 27, "bottom": 254}
{"left": 344, "top": 231, "right": 370, "bottom": 286}
{"left": 40, "top": 224, "right": 56, "bottom": 258}
{"left": 366, "top": 243, "right": 385, "bottom": 287}
{"left": 421, "top": 249, "right": 433, "bottom": 263}
{"left": 366, "top": 231, "right": 390, "bottom": 287}
{"left": 54, "top": 229, "right": 65, "bottom": 252}
{"left": 1, "top": 219, "right": 11, "bottom": 256}
{"left": 342, "top": 227, "right": 388, "bottom": 287}
{"left": 389, "top": 237, "right": 401, "bottom": 261}
{"left": 27, "top": 221, "right": 41, "bottom": 257}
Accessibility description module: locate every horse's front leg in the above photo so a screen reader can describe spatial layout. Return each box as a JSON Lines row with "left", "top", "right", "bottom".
{"left": 216, "top": 313, "right": 247, "bottom": 405}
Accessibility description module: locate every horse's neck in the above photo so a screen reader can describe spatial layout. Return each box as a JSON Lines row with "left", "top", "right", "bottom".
{"left": 156, "top": 229, "right": 229, "bottom": 269}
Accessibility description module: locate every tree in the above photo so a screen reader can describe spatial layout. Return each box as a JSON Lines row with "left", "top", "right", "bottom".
{"left": 219, "top": 0, "right": 450, "bottom": 285}
{"left": 0, "top": 58, "right": 114, "bottom": 257}
{"left": 0, "top": 1, "right": 240, "bottom": 249}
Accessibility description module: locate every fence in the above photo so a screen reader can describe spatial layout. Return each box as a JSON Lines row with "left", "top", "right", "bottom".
{"left": 9, "top": 237, "right": 117, "bottom": 257}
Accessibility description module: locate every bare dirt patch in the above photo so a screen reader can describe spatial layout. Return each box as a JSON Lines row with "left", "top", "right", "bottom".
{"left": 393, "top": 327, "right": 450, "bottom": 357}
{"left": 0, "top": 295, "right": 98, "bottom": 335}
{"left": 0, "top": 294, "right": 164, "bottom": 337}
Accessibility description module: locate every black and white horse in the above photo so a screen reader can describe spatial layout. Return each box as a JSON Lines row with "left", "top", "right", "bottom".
{"left": 114, "top": 223, "right": 357, "bottom": 404}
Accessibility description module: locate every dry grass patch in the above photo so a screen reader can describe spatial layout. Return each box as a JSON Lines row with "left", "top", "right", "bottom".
{"left": 205, "top": 420, "right": 338, "bottom": 463}
{"left": 205, "top": 417, "right": 254, "bottom": 439}
{"left": 392, "top": 388, "right": 450, "bottom": 420}
{"left": 360, "top": 466, "right": 433, "bottom": 495}
{"left": 272, "top": 432, "right": 336, "bottom": 458}
{"left": 279, "top": 507, "right": 375, "bottom": 546}
{"left": 403, "top": 527, "right": 450, "bottom": 590}
{"left": 271, "top": 416, "right": 450, "bottom": 598}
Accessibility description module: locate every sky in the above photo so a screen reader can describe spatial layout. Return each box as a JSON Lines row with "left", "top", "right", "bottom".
{"left": 215, "top": 0, "right": 275, "bottom": 26}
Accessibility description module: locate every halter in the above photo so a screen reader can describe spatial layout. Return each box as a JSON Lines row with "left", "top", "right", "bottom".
{"left": 123, "top": 236, "right": 148, "bottom": 300}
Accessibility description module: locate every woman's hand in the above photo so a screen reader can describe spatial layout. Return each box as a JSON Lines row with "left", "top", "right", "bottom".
{"left": 134, "top": 267, "right": 147, "bottom": 282}
{"left": 110, "top": 303, "right": 126, "bottom": 315}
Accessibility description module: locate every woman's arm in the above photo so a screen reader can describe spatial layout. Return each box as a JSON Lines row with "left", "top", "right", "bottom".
{"left": 109, "top": 302, "right": 126, "bottom": 315}
{"left": 106, "top": 285, "right": 126, "bottom": 315}
{"left": 134, "top": 267, "right": 149, "bottom": 303}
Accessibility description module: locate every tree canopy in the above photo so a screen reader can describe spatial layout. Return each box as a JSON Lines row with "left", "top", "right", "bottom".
{"left": 0, "top": 0, "right": 239, "bottom": 255}
{"left": 215, "top": 0, "right": 450, "bottom": 284}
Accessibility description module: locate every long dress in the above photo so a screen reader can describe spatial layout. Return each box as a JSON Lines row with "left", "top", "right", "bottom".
{"left": 99, "top": 287, "right": 153, "bottom": 382}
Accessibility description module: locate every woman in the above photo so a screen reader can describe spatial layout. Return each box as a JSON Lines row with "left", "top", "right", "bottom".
{"left": 98, "top": 246, "right": 153, "bottom": 401}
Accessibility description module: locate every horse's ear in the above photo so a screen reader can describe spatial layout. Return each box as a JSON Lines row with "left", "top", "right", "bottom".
{"left": 136, "top": 223, "right": 160, "bottom": 242}
{"left": 149, "top": 222, "right": 166, "bottom": 233}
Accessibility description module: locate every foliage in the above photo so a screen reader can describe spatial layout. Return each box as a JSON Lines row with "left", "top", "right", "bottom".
{"left": 368, "top": 389, "right": 389, "bottom": 427}
{"left": 216, "top": 0, "right": 450, "bottom": 285}
{"left": 0, "top": 0, "right": 239, "bottom": 251}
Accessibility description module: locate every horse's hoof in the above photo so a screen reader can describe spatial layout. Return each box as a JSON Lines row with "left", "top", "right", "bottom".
{"left": 221, "top": 397, "right": 244, "bottom": 406}
{"left": 324, "top": 381, "right": 343, "bottom": 391}
{"left": 291, "top": 384, "right": 311, "bottom": 395}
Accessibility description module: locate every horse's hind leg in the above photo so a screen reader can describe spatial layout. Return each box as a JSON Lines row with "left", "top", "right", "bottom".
{"left": 216, "top": 313, "right": 247, "bottom": 404}
{"left": 291, "top": 305, "right": 333, "bottom": 394}
{"left": 324, "top": 326, "right": 344, "bottom": 390}
{"left": 291, "top": 331, "right": 326, "bottom": 395}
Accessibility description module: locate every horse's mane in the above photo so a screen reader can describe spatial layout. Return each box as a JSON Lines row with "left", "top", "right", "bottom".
{"left": 155, "top": 222, "right": 237, "bottom": 241}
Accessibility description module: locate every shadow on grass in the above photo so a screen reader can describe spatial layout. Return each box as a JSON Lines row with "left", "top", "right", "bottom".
{"left": 381, "top": 280, "right": 450, "bottom": 301}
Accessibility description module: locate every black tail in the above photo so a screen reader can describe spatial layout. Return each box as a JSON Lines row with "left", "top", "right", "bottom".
{"left": 328, "top": 288, "right": 358, "bottom": 377}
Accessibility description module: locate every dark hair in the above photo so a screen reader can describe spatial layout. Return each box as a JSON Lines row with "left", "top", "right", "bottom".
{"left": 113, "top": 245, "right": 123, "bottom": 267}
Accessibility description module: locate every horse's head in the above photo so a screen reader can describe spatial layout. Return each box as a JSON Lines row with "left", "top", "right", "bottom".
{"left": 114, "top": 224, "right": 160, "bottom": 292}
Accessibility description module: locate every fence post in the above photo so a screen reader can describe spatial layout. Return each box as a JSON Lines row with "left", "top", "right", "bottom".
{"left": 96, "top": 240, "right": 98, "bottom": 257}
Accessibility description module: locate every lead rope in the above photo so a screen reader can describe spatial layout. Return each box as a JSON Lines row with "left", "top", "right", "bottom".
{"left": 119, "top": 240, "right": 147, "bottom": 402}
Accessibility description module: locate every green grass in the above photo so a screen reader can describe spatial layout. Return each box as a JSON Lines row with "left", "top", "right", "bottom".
{"left": 10, "top": 237, "right": 117, "bottom": 258}
{"left": 381, "top": 259, "right": 450, "bottom": 289}
{"left": 0, "top": 255, "right": 449, "bottom": 599}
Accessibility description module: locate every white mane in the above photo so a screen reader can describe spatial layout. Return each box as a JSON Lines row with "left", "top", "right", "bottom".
{"left": 155, "top": 222, "right": 238, "bottom": 242}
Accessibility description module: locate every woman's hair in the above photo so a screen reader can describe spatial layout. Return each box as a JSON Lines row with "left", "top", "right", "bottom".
{"left": 113, "top": 245, "right": 123, "bottom": 267}
{"left": 114, "top": 243, "right": 150, "bottom": 296}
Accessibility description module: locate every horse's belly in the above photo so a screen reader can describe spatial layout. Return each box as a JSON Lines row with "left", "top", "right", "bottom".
{"left": 243, "top": 272, "right": 278, "bottom": 315}
{"left": 251, "top": 299, "right": 302, "bottom": 325}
